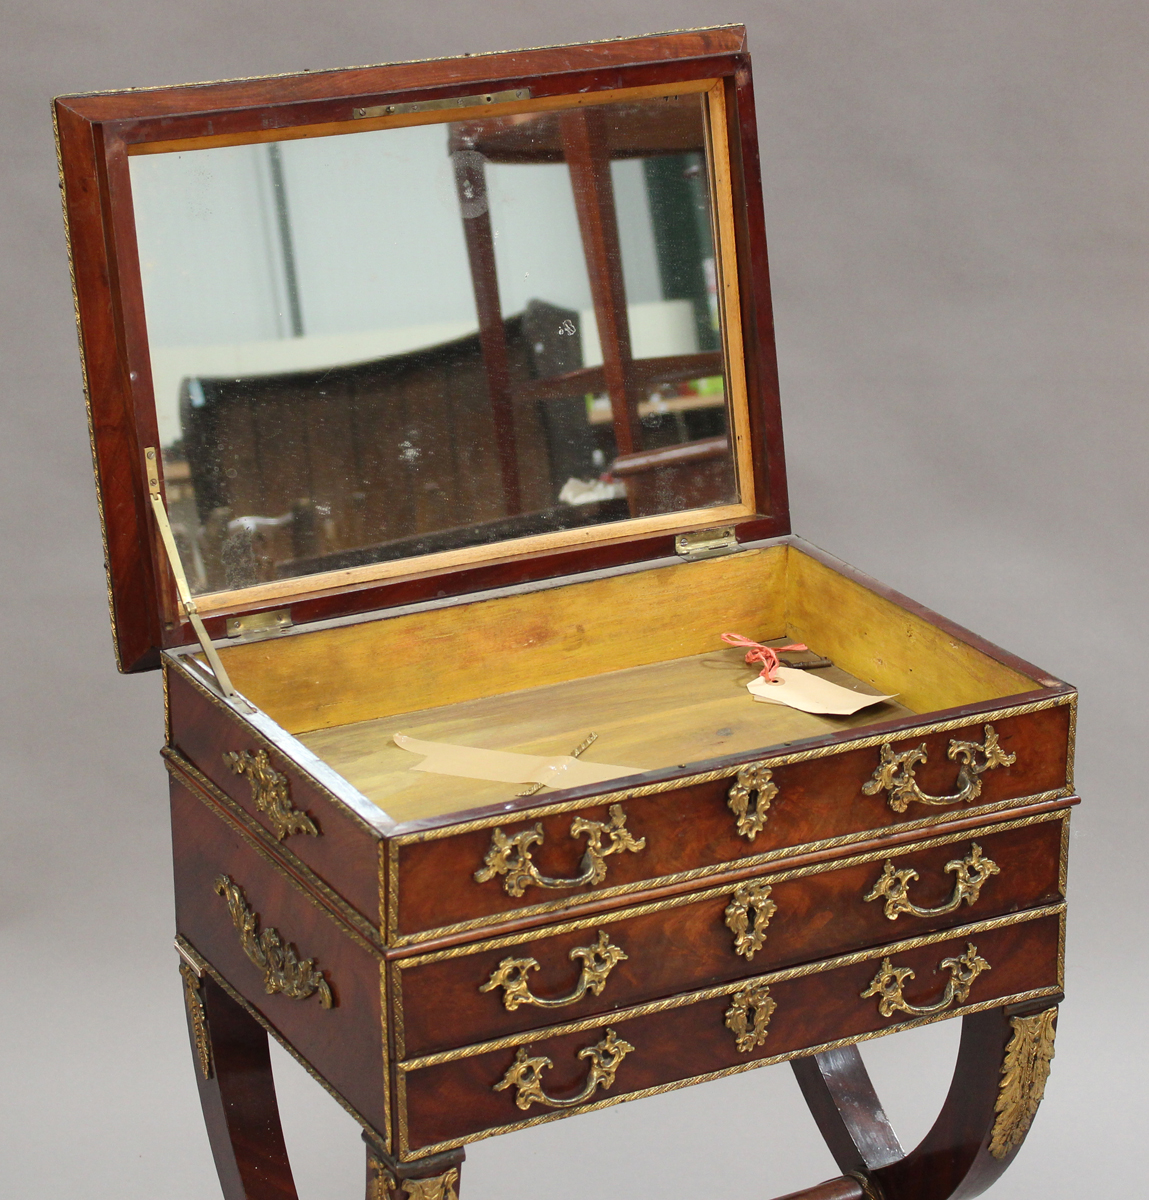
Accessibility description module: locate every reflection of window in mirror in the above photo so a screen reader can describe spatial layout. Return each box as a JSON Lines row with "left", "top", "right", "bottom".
{"left": 128, "top": 89, "right": 740, "bottom": 600}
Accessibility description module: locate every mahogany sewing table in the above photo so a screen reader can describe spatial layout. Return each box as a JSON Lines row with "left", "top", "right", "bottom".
{"left": 55, "top": 25, "right": 1073, "bottom": 1200}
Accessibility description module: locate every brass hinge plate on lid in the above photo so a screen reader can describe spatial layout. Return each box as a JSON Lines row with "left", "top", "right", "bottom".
{"left": 675, "top": 526, "right": 739, "bottom": 562}
{"left": 353, "top": 87, "right": 530, "bottom": 119}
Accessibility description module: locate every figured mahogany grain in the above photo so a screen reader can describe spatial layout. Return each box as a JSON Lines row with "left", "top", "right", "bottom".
{"left": 395, "top": 814, "right": 1066, "bottom": 1057}
{"left": 398, "top": 913, "right": 1061, "bottom": 1154}
{"left": 167, "top": 662, "right": 383, "bottom": 925}
{"left": 188, "top": 971, "right": 301, "bottom": 1199}
{"left": 55, "top": 104, "right": 162, "bottom": 672}
{"left": 170, "top": 776, "right": 390, "bottom": 1140}
{"left": 393, "top": 704, "right": 1071, "bottom": 938}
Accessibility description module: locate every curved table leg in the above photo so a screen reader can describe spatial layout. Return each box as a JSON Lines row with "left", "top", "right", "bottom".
{"left": 179, "top": 957, "right": 465, "bottom": 1200}
{"left": 180, "top": 962, "right": 299, "bottom": 1199}
{"left": 792, "top": 1043, "right": 904, "bottom": 1176}
{"left": 790, "top": 997, "right": 1060, "bottom": 1200}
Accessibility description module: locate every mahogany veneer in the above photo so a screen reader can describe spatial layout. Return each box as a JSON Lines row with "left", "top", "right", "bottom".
{"left": 58, "top": 24, "right": 1075, "bottom": 1200}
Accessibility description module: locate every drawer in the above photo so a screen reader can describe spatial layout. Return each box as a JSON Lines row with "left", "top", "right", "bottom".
{"left": 393, "top": 810, "right": 1068, "bottom": 1058}
{"left": 391, "top": 700, "right": 1073, "bottom": 942}
{"left": 396, "top": 908, "right": 1063, "bottom": 1159}
{"left": 168, "top": 770, "right": 392, "bottom": 1145}
{"left": 167, "top": 661, "right": 383, "bottom": 926}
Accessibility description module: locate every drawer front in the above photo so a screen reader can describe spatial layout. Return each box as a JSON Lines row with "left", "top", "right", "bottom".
{"left": 169, "top": 772, "right": 392, "bottom": 1144}
{"left": 167, "top": 661, "right": 382, "bottom": 926}
{"left": 393, "top": 700, "right": 1073, "bottom": 942}
{"left": 395, "top": 811, "right": 1068, "bottom": 1058}
{"left": 397, "top": 909, "right": 1063, "bottom": 1159}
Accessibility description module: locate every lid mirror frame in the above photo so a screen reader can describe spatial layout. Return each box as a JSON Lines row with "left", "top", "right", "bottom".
{"left": 56, "top": 26, "right": 788, "bottom": 671}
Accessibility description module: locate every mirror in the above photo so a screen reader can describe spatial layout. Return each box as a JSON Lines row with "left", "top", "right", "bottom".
{"left": 129, "top": 91, "right": 739, "bottom": 599}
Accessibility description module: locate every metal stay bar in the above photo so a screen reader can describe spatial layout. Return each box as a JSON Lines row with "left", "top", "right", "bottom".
{"left": 144, "top": 447, "right": 252, "bottom": 710}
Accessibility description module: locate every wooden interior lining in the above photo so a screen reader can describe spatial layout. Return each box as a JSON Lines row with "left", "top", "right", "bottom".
{"left": 218, "top": 545, "right": 789, "bottom": 734}
{"left": 218, "top": 542, "right": 1037, "bottom": 754}
{"left": 298, "top": 648, "right": 910, "bottom": 823}
{"left": 783, "top": 549, "right": 1035, "bottom": 712}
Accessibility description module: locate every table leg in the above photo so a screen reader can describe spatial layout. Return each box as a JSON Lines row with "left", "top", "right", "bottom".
{"left": 180, "top": 962, "right": 298, "bottom": 1199}
{"left": 365, "top": 1138, "right": 466, "bottom": 1200}
{"left": 789, "top": 998, "right": 1060, "bottom": 1200}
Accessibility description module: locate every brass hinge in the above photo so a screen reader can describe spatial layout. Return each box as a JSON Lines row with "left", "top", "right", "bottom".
{"left": 353, "top": 88, "right": 529, "bottom": 119}
{"left": 226, "top": 609, "right": 293, "bottom": 641}
{"left": 144, "top": 448, "right": 252, "bottom": 711}
{"left": 675, "top": 526, "right": 739, "bottom": 562}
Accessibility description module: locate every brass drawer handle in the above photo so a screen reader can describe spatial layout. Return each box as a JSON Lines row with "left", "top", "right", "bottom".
{"left": 480, "top": 931, "right": 627, "bottom": 1010}
{"left": 862, "top": 725, "right": 1016, "bottom": 813}
{"left": 474, "top": 803, "right": 645, "bottom": 897}
{"left": 864, "top": 843, "right": 1000, "bottom": 920}
{"left": 214, "top": 875, "right": 333, "bottom": 1008}
{"left": 727, "top": 762, "right": 777, "bottom": 840}
{"left": 224, "top": 749, "right": 318, "bottom": 840}
{"left": 494, "top": 1028, "right": 634, "bottom": 1110}
{"left": 724, "top": 881, "right": 777, "bottom": 959}
{"left": 861, "top": 942, "right": 990, "bottom": 1018}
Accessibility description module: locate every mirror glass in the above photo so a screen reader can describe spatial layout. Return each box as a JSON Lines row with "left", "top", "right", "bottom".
{"left": 129, "top": 92, "right": 738, "bottom": 598}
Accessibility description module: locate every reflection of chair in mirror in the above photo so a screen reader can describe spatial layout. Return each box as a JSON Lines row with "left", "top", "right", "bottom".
{"left": 449, "top": 98, "right": 733, "bottom": 516}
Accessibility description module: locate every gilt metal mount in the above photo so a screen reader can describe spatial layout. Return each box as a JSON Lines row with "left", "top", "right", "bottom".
{"left": 989, "top": 1007, "right": 1057, "bottom": 1159}
{"left": 369, "top": 1160, "right": 459, "bottom": 1200}
{"left": 727, "top": 762, "right": 777, "bottom": 841}
{"left": 725, "top": 982, "right": 777, "bottom": 1052}
{"left": 864, "top": 843, "right": 1000, "bottom": 920}
{"left": 179, "top": 962, "right": 212, "bottom": 1080}
{"left": 214, "top": 875, "right": 333, "bottom": 1008}
{"left": 480, "top": 930, "right": 627, "bottom": 1010}
{"left": 494, "top": 1028, "right": 635, "bottom": 1110}
{"left": 862, "top": 725, "right": 1016, "bottom": 813}
{"left": 354, "top": 88, "right": 530, "bottom": 119}
{"left": 474, "top": 803, "right": 645, "bottom": 897}
{"left": 861, "top": 942, "right": 990, "bottom": 1018}
{"left": 724, "top": 880, "right": 778, "bottom": 959}
{"left": 224, "top": 748, "right": 318, "bottom": 840}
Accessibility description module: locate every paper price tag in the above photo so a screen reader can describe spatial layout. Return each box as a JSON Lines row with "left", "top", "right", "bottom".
{"left": 747, "top": 667, "right": 895, "bottom": 715}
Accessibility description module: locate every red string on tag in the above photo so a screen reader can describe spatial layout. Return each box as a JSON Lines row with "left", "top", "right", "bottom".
{"left": 721, "top": 633, "right": 809, "bottom": 683}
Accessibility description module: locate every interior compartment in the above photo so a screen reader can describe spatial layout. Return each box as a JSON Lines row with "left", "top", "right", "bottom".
{"left": 211, "top": 543, "right": 1037, "bottom": 823}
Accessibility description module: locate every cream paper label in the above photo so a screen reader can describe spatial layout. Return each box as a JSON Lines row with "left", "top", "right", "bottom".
{"left": 747, "top": 667, "right": 895, "bottom": 715}
{"left": 394, "top": 733, "right": 643, "bottom": 789}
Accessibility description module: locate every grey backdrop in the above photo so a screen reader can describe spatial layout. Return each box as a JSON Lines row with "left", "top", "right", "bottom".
{"left": 2, "top": 2, "right": 1143, "bottom": 1196}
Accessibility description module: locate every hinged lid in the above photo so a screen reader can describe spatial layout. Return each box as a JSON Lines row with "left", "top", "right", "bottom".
{"left": 56, "top": 26, "right": 789, "bottom": 672}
